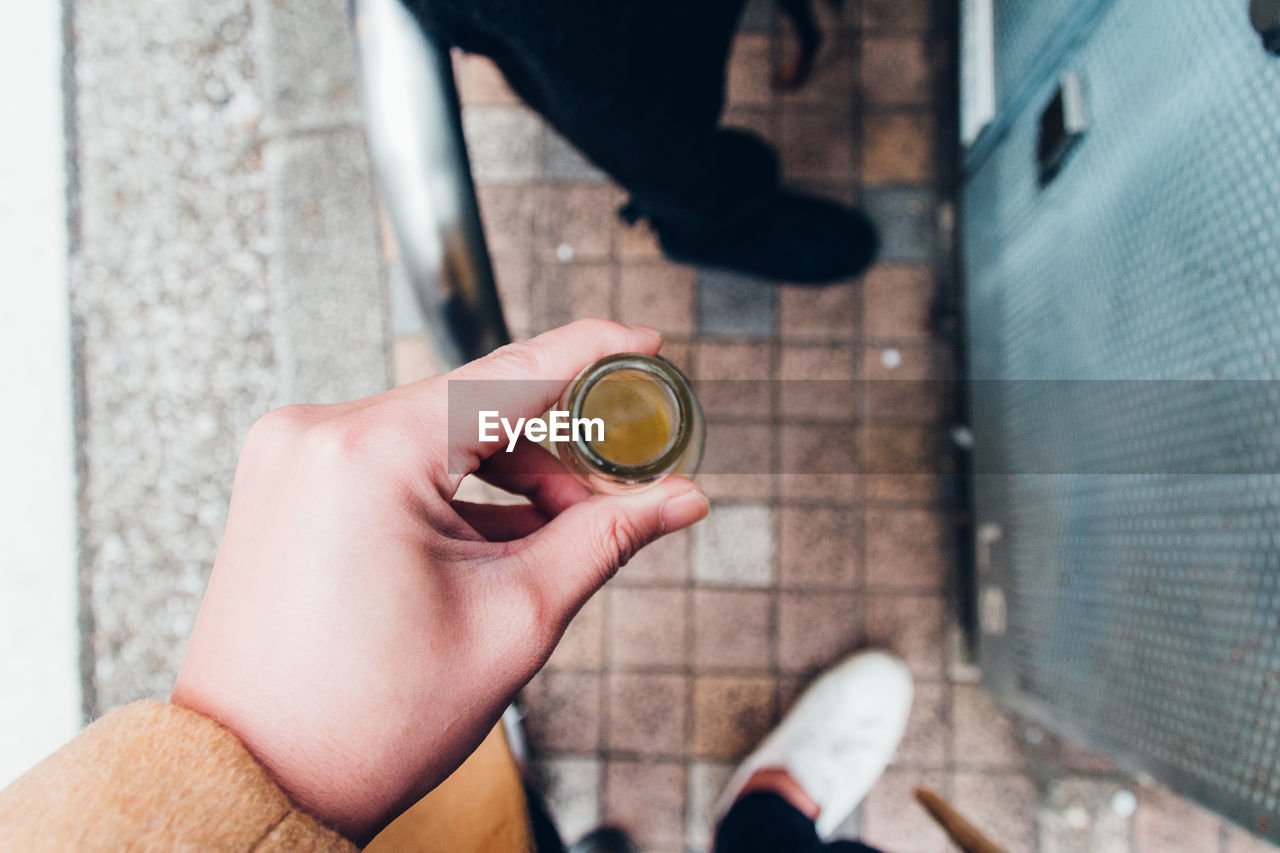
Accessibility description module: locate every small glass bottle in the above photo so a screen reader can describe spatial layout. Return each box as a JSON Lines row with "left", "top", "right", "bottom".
{"left": 558, "top": 353, "right": 704, "bottom": 493}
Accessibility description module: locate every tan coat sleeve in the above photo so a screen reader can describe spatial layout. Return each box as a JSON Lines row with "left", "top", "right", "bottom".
{"left": 0, "top": 700, "right": 357, "bottom": 852}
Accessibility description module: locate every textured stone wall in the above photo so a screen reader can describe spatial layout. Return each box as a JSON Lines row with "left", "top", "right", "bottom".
{"left": 70, "top": 0, "right": 388, "bottom": 712}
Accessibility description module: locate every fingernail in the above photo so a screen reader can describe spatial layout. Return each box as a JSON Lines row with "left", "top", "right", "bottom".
{"left": 626, "top": 323, "right": 663, "bottom": 343}
{"left": 660, "top": 488, "right": 710, "bottom": 533}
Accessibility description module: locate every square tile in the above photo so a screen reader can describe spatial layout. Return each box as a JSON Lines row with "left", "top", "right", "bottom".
{"left": 899, "top": 681, "right": 949, "bottom": 768}
{"left": 1057, "top": 738, "right": 1118, "bottom": 774}
{"left": 778, "top": 505, "right": 860, "bottom": 588}
{"left": 617, "top": 220, "right": 663, "bottom": 261}
{"left": 862, "top": 426, "right": 947, "bottom": 504}
{"left": 778, "top": 423, "right": 860, "bottom": 503}
{"left": 865, "top": 375, "right": 943, "bottom": 432}
{"left": 861, "top": 768, "right": 950, "bottom": 853}
{"left": 862, "top": 112, "right": 936, "bottom": 184}
{"left": 778, "top": 283, "right": 859, "bottom": 338}
{"left": 693, "top": 340, "right": 773, "bottom": 419}
{"left": 863, "top": 593, "right": 945, "bottom": 677}
{"left": 693, "top": 589, "right": 774, "bottom": 669}
{"left": 692, "top": 675, "right": 777, "bottom": 758}
{"left": 533, "top": 185, "right": 620, "bottom": 263}
{"left": 779, "top": 35, "right": 858, "bottom": 106}
{"left": 620, "top": 528, "right": 691, "bottom": 585}
{"left": 521, "top": 670, "right": 601, "bottom": 754}
{"left": 532, "top": 757, "right": 602, "bottom": 844}
{"left": 532, "top": 262, "right": 614, "bottom": 330}
{"left": 862, "top": 36, "right": 934, "bottom": 105}
{"left": 781, "top": 104, "right": 856, "bottom": 182}
{"left": 606, "top": 673, "right": 687, "bottom": 756}
{"left": 864, "top": 475, "right": 947, "bottom": 507}
{"left": 777, "top": 591, "right": 861, "bottom": 672}
{"left": 616, "top": 263, "right": 697, "bottom": 335}
{"left": 696, "top": 338, "right": 773, "bottom": 379}
{"left": 659, "top": 339, "right": 694, "bottom": 374}
{"left": 462, "top": 105, "right": 543, "bottom": 183}
{"left": 724, "top": 106, "right": 779, "bottom": 148}
{"left": 863, "top": 343, "right": 939, "bottom": 382}
{"left": 493, "top": 256, "right": 533, "bottom": 338}
{"left": 952, "top": 771, "right": 1040, "bottom": 853}
{"left": 547, "top": 593, "right": 605, "bottom": 670}
{"left": 603, "top": 760, "right": 687, "bottom": 849}
{"left": 862, "top": 0, "right": 933, "bottom": 31}
{"left": 1133, "top": 785, "right": 1224, "bottom": 853}
{"left": 863, "top": 264, "right": 935, "bottom": 340}
{"left": 863, "top": 386, "right": 947, "bottom": 426}
{"left": 454, "top": 53, "right": 519, "bottom": 105}
{"left": 779, "top": 342, "right": 858, "bottom": 420}
{"left": 778, "top": 342, "right": 857, "bottom": 381}
{"left": 862, "top": 187, "right": 937, "bottom": 262}
{"left": 691, "top": 504, "right": 776, "bottom": 587}
{"left": 699, "top": 421, "right": 775, "bottom": 501}
{"left": 698, "top": 269, "right": 777, "bottom": 337}
{"left": 1042, "top": 778, "right": 1134, "bottom": 853}
{"left": 865, "top": 508, "right": 950, "bottom": 590}
{"left": 863, "top": 344, "right": 947, "bottom": 426}
{"left": 543, "top": 127, "right": 607, "bottom": 182}
{"left": 608, "top": 586, "right": 687, "bottom": 669}
{"left": 953, "top": 683, "right": 1028, "bottom": 769}
{"left": 776, "top": 673, "right": 809, "bottom": 713}
{"left": 687, "top": 760, "right": 736, "bottom": 850}
{"left": 726, "top": 34, "right": 774, "bottom": 106}
{"left": 477, "top": 184, "right": 536, "bottom": 259}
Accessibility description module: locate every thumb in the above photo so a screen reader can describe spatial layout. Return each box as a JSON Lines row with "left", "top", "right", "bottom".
{"left": 515, "top": 477, "right": 709, "bottom": 614}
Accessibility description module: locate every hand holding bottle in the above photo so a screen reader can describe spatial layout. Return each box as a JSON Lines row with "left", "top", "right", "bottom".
{"left": 171, "top": 319, "right": 709, "bottom": 843}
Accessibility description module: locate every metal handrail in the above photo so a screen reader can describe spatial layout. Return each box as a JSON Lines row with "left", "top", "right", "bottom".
{"left": 353, "top": 0, "right": 510, "bottom": 369}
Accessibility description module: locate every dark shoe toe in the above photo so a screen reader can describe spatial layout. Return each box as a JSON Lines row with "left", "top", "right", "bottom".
{"left": 654, "top": 190, "right": 880, "bottom": 284}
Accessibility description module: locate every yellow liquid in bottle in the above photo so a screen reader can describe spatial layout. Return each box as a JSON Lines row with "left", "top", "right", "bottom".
{"left": 581, "top": 369, "right": 678, "bottom": 466}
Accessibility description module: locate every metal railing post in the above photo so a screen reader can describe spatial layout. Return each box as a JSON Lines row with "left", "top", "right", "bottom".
{"left": 353, "top": 0, "right": 510, "bottom": 369}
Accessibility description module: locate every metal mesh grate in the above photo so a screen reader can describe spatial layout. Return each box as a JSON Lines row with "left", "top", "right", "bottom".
{"left": 991, "top": 0, "right": 1089, "bottom": 112}
{"left": 965, "top": 0, "right": 1280, "bottom": 840}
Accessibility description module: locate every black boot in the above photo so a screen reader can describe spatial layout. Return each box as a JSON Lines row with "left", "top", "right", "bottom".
{"left": 645, "top": 189, "right": 880, "bottom": 284}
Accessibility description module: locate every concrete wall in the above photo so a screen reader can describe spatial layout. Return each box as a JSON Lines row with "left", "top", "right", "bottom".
{"left": 69, "top": 0, "right": 389, "bottom": 712}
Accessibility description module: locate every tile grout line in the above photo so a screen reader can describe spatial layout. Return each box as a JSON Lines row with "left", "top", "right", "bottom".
{"left": 681, "top": 333, "right": 698, "bottom": 848}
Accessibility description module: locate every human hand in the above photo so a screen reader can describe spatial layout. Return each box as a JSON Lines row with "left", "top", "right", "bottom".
{"left": 171, "top": 320, "right": 709, "bottom": 843}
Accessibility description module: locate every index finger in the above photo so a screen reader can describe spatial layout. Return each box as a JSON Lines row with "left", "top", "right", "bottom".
{"left": 444, "top": 319, "right": 664, "bottom": 479}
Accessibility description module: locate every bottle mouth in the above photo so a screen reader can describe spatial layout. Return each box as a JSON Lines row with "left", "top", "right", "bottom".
{"left": 566, "top": 354, "right": 697, "bottom": 482}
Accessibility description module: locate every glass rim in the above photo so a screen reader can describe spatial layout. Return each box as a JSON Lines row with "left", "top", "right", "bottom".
{"left": 565, "top": 353, "right": 696, "bottom": 482}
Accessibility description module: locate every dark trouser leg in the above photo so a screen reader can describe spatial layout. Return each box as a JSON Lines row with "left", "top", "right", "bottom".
{"left": 407, "top": 0, "right": 778, "bottom": 233}
{"left": 524, "top": 782, "right": 569, "bottom": 853}
{"left": 406, "top": 0, "right": 879, "bottom": 282}
{"left": 715, "top": 791, "right": 885, "bottom": 853}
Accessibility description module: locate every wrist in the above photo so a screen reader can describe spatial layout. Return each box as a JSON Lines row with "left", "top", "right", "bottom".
{"left": 171, "top": 677, "right": 394, "bottom": 844}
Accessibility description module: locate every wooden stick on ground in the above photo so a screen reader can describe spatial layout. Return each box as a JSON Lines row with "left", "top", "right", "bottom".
{"left": 913, "top": 787, "right": 1009, "bottom": 853}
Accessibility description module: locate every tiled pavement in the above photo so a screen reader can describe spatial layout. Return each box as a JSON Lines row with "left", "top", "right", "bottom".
{"left": 389, "top": 1, "right": 1280, "bottom": 852}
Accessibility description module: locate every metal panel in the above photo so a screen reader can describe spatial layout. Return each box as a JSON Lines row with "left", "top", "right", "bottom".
{"left": 964, "top": 0, "right": 1113, "bottom": 167}
{"left": 964, "top": 0, "right": 1280, "bottom": 840}
{"left": 992, "top": 0, "right": 1085, "bottom": 110}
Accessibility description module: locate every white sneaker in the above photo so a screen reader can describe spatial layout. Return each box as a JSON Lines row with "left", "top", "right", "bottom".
{"left": 714, "top": 650, "right": 914, "bottom": 839}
